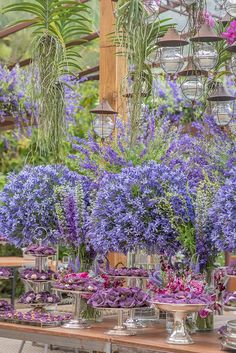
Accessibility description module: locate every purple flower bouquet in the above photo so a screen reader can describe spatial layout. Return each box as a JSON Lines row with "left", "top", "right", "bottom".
{"left": 153, "top": 292, "right": 214, "bottom": 305}
{"left": 18, "top": 291, "right": 60, "bottom": 305}
{"left": 88, "top": 287, "right": 149, "bottom": 308}
{"left": 106, "top": 267, "right": 149, "bottom": 277}
{"left": 0, "top": 300, "right": 14, "bottom": 314}
{"left": 25, "top": 245, "right": 56, "bottom": 257}
{"left": 224, "top": 292, "right": 236, "bottom": 307}
{"left": 20, "top": 268, "right": 56, "bottom": 281}
{"left": 0, "top": 267, "right": 12, "bottom": 278}
{"left": 53, "top": 272, "right": 103, "bottom": 292}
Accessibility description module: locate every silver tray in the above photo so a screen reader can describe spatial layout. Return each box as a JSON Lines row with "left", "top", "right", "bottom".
{"left": 53, "top": 288, "right": 91, "bottom": 295}
{"left": 0, "top": 316, "right": 65, "bottom": 327}
{"left": 105, "top": 275, "right": 149, "bottom": 279}
{"left": 22, "top": 278, "right": 55, "bottom": 283}
{"left": 225, "top": 305, "right": 236, "bottom": 312}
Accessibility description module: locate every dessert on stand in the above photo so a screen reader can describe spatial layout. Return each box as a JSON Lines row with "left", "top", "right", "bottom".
{"left": 52, "top": 272, "right": 104, "bottom": 329}
{"left": 88, "top": 287, "right": 150, "bottom": 336}
{"left": 104, "top": 266, "right": 151, "bottom": 328}
{"left": 152, "top": 293, "right": 213, "bottom": 345}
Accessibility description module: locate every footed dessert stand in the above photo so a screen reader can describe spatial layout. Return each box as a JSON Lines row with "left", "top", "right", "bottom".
{"left": 99, "top": 307, "right": 136, "bottom": 336}
{"left": 55, "top": 289, "right": 91, "bottom": 329}
{"left": 153, "top": 302, "right": 205, "bottom": 344}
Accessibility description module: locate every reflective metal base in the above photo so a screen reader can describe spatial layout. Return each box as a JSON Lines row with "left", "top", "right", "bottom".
{"left": 125, "top": 317, "right": 147, "bottom": 329}
{"left": 152, "top": 303, "right": 205, "bottom": 345}
{"left": 125, "top": 309, "right": 147, "bottom": 329}
{"left": 105, "top": 325, "right": 136, "bottom": 336}
{"left": 62, "top": 320, "right": 91, "bottom": 329}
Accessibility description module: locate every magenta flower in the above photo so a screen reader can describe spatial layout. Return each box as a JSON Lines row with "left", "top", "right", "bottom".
{"left": 222, "top": 20, "right": 236, "bottom": 45}
{"left": 203, "top": 12, "right": 215, "bottom": 28}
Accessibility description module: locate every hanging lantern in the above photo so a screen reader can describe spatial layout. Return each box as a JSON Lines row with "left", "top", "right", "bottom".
{"left": 158, "top": 28, "right": 188, "bottom": 75}
{"left": 182, "top": 0, "right": 198, "bottom": 5}
{"left": 190, "top": 23, "right": 221, "bottom": 72}
{"left": 193, "top": 43, "right": 218, "bottom": 71}
{"left": 190, "top": 23, "right": 223, "bottom": 43}
{"left": 220, "top": 13, "right": 232, "bottom": 26}
{"left": 143, "top": 0, "right": 160, "bottom": 13}
{"left": 225, "top": 0, "right": 236, "bottom": 17}
{"left": 226, "top": 41, "right": 236, "bottom": 76}
{"left": 90, "top": 100, "right": 116, "bottom": 139}
{"left": 179, "top": 60, "right": 207, "bottom": 101}
{"left": 207, "top": 83, "right": 235, "bottom": 126}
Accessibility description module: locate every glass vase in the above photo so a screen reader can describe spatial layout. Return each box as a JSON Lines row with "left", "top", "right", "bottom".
{"left": 196, "top": 312, "right": 214, "bottom": 331}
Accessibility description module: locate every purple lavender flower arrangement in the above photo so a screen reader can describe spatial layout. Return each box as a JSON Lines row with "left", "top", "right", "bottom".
{"left": 0, "top": 65, "right": 32, "bottom": 124}
{"left": 0, "top": 300, "right": 14, "bottom": 313}
{"left": 18, "top": 291, "right": 60, "bottom": 304}
{"left": 106, "top": 267, "right": 149, "bottom": 277}
{"left": 54, "top": 182, "right": 97, "bottom": 270}
{"left": 153, "top": 292, "right": 214, "bottom": 305}
{"left": 89, "top": 161, "right": 193, "bottom": 254}
{"left": 25, "top": 244, "right": 56, "bottom": 256}
{"left": 224, "top": 292, "right": 236, "bottom": 307}
{"left": 1, "top": 310, "right": 72, "bottom": 324}
{"left": 209, "top": 167, "right": 236, "bottom": 252}
{"left": 226, "top": 265, "right": 236, "bottom": 276}
{"left": 53, "top": 272, "right": 103, "bottom": 292}
{"left": 0, "top": 267, "right": 12, "bottom": 278}
{"left": 88, "top": 287, "right": 149, "bottom": 308}
{"left": 20, "top": 268, "right": 56, "bottom": 281}
{"left": 0, "top": 165, "right": 81, "bottom": 246}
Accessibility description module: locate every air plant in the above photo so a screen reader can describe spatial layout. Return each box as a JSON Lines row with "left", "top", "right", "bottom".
{"left": 115, "top": 0, "right": 171, "bottom": 146}
{"left": 3, "top": 0, "right": 91, "bottom": 162}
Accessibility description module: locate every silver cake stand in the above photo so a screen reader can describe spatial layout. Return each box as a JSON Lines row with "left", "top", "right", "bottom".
{"left": 107, "top": 275, "right": 149, "bottom": 329}
{"left": 54, "top": 288, "right": 92, "bottom": 329}
{"left": 219, "top": 320, "right": 236, "bottom": 350}
{"left": 96, "top": 307, "right": 136, "bottom": 336}
{"left": 153, "top": 302, "right": 205, "bottom": 345}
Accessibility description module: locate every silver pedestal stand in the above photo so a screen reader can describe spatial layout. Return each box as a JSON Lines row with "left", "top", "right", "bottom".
{"left": 106, "top": 274, "right": 148, "bottom": 329}
{"left": 153, "top": 302, "right": 205, "bottom": 344}
{"left": 98, "top": 307, "right": 136, "bottom": 336}
{"left": 55, "top": 289, "right": 91, "bottom": 329}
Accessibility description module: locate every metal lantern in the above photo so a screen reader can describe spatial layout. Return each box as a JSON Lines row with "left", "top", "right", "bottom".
{"left": 231, "top": 54, "right": 236, "bottom": 75}
{"left": 225, "top": 0, "right": 236, "bottom": 17}
{"left": 143, "top": 0, "right": 160, "bottom": 13}
{"left": 207, "top": 83, "right": 236, "bottom": 126}
{"left": 193, "top": 43, "right": 218, "bottom": 71}
{"left": 220, "top": 12, "right": 232, "bottom": 26}
{"left": 190, "top": 23, "right": 221, "bottom": 72}
{"left": 90, "top": 100, "right": 116, "bottom": 139}
{"left": 190, "top": 23, "right": 223, "bottom": 43}
{"left": 158, "top": 28, "right": 188, "bottom": 75}
{"left": 179, "top": 60, "right": 206, "bottom": 101}
{"left": 182, "top": 0, "right": 198, "bottom": 5}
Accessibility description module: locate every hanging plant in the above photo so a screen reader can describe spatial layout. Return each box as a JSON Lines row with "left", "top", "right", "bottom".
{"left": 3, "top": 0, "right": 91, "bottom": 162}
{"left": 115, "top": 0, "right": 171, "bottom": 146}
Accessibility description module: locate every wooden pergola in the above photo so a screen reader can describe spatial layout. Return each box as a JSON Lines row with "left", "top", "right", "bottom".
{"left": 0, "top": 0, "right": 182, "bottom": 131}
{"left": 0, "top": 0, "right": 187, "bottom": 266}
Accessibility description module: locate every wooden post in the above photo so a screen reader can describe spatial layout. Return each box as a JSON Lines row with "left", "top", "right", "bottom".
{"left": 99, "top": 0, "right": 126, "bottom": 115}
{"left": 99, "top": 0, "right": 127, "bottom": 267}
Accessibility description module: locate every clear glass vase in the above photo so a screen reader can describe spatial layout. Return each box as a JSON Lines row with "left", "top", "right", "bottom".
{"left": 196, "top": 312, "right": 214, "bottom": 331}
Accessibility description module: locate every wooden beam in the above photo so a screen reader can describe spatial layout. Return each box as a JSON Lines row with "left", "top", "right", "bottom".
{"left": 8, "top": 32, "right": 99, "bottom": 69}
{"left": 99, "top": 0, "right": 127, "bottom": 267}
{"left": 66, "top": 32, "right": 99, "bottom": 48}
{"left": 0, "top": 21, "right": 36, "bottom": 39}
{"left": 0, "top": 0, "right": 90, "bottom": 39}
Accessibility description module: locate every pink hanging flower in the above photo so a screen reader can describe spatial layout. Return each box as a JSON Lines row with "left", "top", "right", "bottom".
{"left": 222, "top": 20, "right": 236, "bottom": 45}
{"left": 203, "top": 11, "right": 215, "bottom": 28}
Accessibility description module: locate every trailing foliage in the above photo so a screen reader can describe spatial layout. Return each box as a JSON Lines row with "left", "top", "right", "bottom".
{"left": 3, "top": 0, "right": 92, "bottom": 161}
{"left": 115, "top": 0, "right": 171, "bottom": 146}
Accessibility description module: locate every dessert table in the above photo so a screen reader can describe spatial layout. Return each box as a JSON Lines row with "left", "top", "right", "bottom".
{"left": 0, "top": 318, "right": 227, "bottom": 353}
{"left": 0, "top": 257, "right": 35, "bottom": 307}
